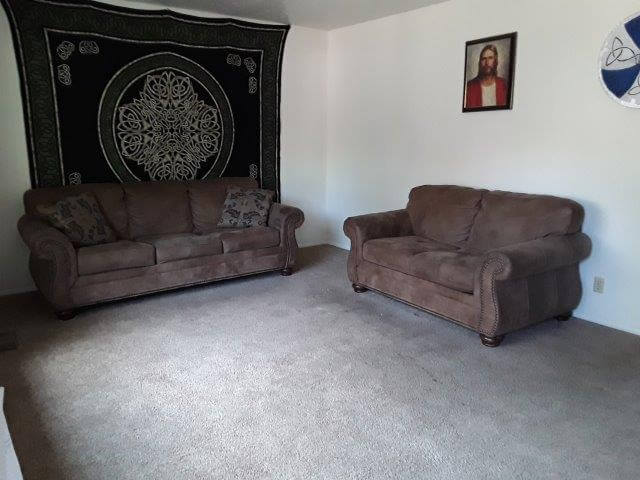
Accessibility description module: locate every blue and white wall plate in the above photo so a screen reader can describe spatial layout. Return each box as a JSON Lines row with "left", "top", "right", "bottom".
{"left": 600, "top": 12, "right": 640, "bottom": 107}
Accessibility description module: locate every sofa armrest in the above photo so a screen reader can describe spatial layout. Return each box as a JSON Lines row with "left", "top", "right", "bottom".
{"left": 475, "top": 233, "right": 592, "bottom": 336}
{"left": 268, "top": 203, "right": 305, "bottom": 267}
{"left": 343, "top": 209, "right": 413, "bottom": 283}
{"left": 17, "top": 214, "right": 77, "bottom": 309}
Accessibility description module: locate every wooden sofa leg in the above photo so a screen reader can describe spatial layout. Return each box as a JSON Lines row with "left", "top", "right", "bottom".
{"left": 280, "top": 267, "right": 293, "bottom": 276}
{"left": 555, "top": 312, "right": 572, "bottom": 322}
{"left": 352, "top": 283, "right": 368, "bottom": 293}
{"left": 56, "top": 310, "right": 76, "bottom": 321}
{"left": 479, "top": 334, "right": 505, "bottom": 347}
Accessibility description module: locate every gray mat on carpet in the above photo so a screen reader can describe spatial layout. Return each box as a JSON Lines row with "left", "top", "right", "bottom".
{"left": 0, "top": 245, "right": 638, "bottom": 479}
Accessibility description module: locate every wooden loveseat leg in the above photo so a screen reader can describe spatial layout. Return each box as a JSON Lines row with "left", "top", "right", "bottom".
{"left": 479, "top": 334, "right": 505, "bottom": 347}
{"left": 55, "top": 310, "right": 76, "bottom": 321}
{"left": 352, "top": 283, "right": 368, "bottom": 293}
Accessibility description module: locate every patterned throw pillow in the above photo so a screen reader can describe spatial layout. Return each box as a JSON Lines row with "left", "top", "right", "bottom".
{"left": 36, "top": 193, "right": 117, "bottom": 246}
{"left": 217, "top": 187, "right": 275, "bottom": 228}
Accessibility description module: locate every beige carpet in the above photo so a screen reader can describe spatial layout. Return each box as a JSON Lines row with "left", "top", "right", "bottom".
{"left": 0, "top": 245, "right": 639, "bottom": 479}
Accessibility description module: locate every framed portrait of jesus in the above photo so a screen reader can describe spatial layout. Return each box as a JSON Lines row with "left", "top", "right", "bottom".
{"left": 462, "top": 32, "right": 517, "bottom": 112}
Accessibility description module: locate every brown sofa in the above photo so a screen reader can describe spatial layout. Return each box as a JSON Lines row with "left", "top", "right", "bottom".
{"left": 18, "top": 178, "right": 304, "bottom": 319}
{"left": 343, "top": 185, "right": 591, "bottom": 347}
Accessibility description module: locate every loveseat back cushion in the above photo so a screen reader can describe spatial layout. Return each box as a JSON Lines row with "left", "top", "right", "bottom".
{"left": 137, "top": 233, "right": 223, "bottom": 263}
{"left": 77, "top": 240, "right": 156, "bottom": 276}
{"left": 466, "top": 191, "right": 585, "bottom": 252}
{"left": 188, "top": 178, "right": 258, "bottom": 234}
{"left": 406, "top": 185, "right": 485, "bottom": 246}
{"left": 124, "top": 181, "right": 192, "bottom": 238}
{"left": 24, "top": 183, "right": 128, "bottom": 239}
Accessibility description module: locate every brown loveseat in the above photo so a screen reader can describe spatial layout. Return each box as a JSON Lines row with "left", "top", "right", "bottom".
{"left": 18, "top": 178, "right": 304, "bottom": 319}
{"left": 343, "top": 185, "right": 591, "bottom": 347}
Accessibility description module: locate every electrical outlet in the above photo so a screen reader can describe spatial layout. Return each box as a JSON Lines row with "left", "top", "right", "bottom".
{"left": 593, "top": 276, "right": 605, "bottom": 294}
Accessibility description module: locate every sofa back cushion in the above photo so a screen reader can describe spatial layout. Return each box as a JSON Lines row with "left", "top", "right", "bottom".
{"left": 406, "top": 185, "right": 485, "bottom": 246}
{"left": 466, "top": 191, "right": 584, "bottom": 252}
{"left": 24, "top": 183, "right": 129, "bottom": 239}
{"left": 188, "top": 178, "right": 258, "bottom": 234}
{"left": 124, "top": 181, "right": 192, "bottom": 238}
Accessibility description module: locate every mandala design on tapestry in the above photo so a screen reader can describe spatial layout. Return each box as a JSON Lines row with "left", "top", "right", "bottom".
{"left": 115, "top": 70, "right": 222, "bottom": 180}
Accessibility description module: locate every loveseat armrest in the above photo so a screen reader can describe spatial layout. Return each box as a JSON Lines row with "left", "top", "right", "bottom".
{"left": 475, "top": 233, "right": 591, "bottom": 337}
{"left": 268, "top": 203, "right": 305, "bottom": 268}
{"left": 17, "top": 214, "right": 77, "bottom": 309}
{"left": 480, "top": 233, "right": 592, "bottom": 282}
{"left": 343, "top": 209, "right": 413, "bottom": 246}
{"left": 343, "top": 209, "right": 413, "bottom": 284}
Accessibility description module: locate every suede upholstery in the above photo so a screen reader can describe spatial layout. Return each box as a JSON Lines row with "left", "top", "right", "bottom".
{"left": 407, "top": 185, "right": 484, "bottom": 246}
{"left": 467, "top": 190, "right": 584, "bottom": 252}
{"left": 363, "top": 237, "right": 481, "bottom": 293}
{"left": 136, "top": 233, "right": 223, "bottom": 264}
{"left": 218, "top": 227, "right": 281, "bottom": 253}
{"left": 77, "top": 241, "right": 156, "bottom": 275}
{"left": 344, "top": 185, "right": 592, "bottom": 341}
{"left": 124, "top": 182, "right": 192, "bottom": 238}
{"left": 18, "top": 215, "right": 77, "bottom": 311}
{"left": 18, "top": 179, "right": 304, "bottom": 314}
{"left": 268, "top": 203, "right": 306, "bottom": 268}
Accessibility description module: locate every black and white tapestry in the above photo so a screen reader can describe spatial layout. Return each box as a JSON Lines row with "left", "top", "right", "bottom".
{"left": 1, "top": 0, "right": 288, "bottom": 198}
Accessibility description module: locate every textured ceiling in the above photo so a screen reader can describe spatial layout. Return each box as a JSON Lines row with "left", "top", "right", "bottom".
{"left": 128, "top": 0, "right": 448, "bottom": 30}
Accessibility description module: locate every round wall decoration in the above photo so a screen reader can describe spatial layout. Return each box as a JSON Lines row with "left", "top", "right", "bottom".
{"left": 600, "top": 12, "right": 640, "bottom": 107}
{"left": 99, "top": 52, "right": 234, "bottom": 182}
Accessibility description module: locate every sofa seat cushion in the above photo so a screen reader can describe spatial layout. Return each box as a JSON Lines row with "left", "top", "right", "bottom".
{"left": 77, "top": 241, "right": 156, "bottom": 276}
{"left": 137, "top": 233, "right": 224, "bottom": 263}
{"left": 213, "top": 226, "right": 280, "bottom": 253}
{"left": 362, "top": 236, "right": 483, "bottom": 293}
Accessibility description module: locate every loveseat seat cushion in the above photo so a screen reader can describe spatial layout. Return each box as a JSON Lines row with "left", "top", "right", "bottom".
{"left": 363, "top": 236, "right": 482, "bottom": 293}
{"left": 137, "top": 233, "right": 223, "bottom": 263}
{"left": 124, "top": 182, "right": 192, "bottom": 238}
{"left": 406, "top": 185, "right": 484, "bottom": 247}
{"left": 466, "top": 191, "right": 585, "bottom": 252}
{"left": 216, "top": 227, "right": 280, "bottom": 253}
{"left": 77, "top": 241, "right": 156, "bottom": 276}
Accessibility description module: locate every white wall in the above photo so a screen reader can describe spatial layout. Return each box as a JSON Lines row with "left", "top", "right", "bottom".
{"left": 326, "top": 0, "right": 640, "bottom": 334}
{"left": 0, "top": 9, "right": 33, "bottom": 296}
{"left": 0, "top": 1, "right": 328, "bottom": 295}
{"left": 281, "top": 26, "right": 329, "bottom": 246}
